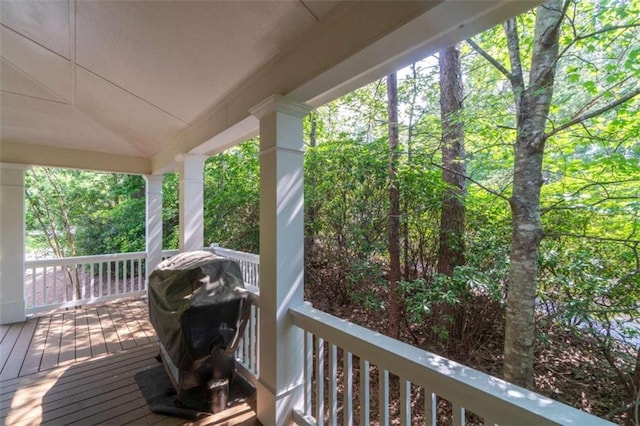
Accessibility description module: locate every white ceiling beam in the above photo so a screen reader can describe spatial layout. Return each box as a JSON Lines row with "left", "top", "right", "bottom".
{"left": 1, "top": 140, "right": 151, "bottom": 175}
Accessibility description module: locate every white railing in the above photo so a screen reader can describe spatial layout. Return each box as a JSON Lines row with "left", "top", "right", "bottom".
{"left": 235, "top": 284, "right": 260, "bottom": 384}
{"left": 206, "top": 246, "right": 261, "bottom": 382}
{"left": 209, "top": 244, "right": 260, "bottom": 287}
{"left": 25, "top": 252, "right": 147, "bottom": 315}
{"left": 289, "top": 303, "right": 614, "bottom": 426}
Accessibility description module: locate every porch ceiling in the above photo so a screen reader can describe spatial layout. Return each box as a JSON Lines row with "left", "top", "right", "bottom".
{"left": 0, "top": 0, "right": 538, "bottom": 175}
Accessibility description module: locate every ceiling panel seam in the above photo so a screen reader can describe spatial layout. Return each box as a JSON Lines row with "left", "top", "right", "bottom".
{"left": 68, "top": 105, "right": 148, "bottom": 157}
{"left": 75, "top": 63, "right": 191, "bottom": 125}
{"left": 0, "top": 23, "right": 70, "bottom": 61}
{"left": 0, "top": 56, "right": 68, "bottom": 103}
{"left": 0, "top": 90, "right": 67, "bottom": 105}
{"left": 298, "top": 1, "right": 320, "bottom": 22}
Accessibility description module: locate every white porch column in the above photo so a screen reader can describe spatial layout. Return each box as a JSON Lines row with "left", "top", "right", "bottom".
{"left": 145, "top": 175, "right": 163, "bottom": 280}
{"left": 176, "top": 154, "right": 207, "bottom": 252}
{"left": 0, "top": 163, "right": 28, "bottom": 324}
{"left": 251, "top": 95, "right": 311, "bottom": 425}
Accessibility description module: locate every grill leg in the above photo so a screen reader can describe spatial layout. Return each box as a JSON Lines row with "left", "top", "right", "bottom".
{"left": 211, "top": 347, "right": 235, "bottom": 381}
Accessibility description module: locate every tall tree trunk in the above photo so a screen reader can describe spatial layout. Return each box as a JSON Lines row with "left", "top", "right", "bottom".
{"left": 437, "top": 44, "right": 467, "bottom": 346}
{"left": 503, "top": 0, "right": 564, "bottom": 389}
{"left": 437, "top": 44, "right": 466, "bottom": 276}
{"left": 387, "top": 72, "right": 401, "bottom": 338}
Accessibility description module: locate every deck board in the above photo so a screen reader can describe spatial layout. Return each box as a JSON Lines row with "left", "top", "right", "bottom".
{"left": 0, "top": 319, "right": 37, "bottom": 381}
{"left": 40, "top": 383, "right": 141, "bottom": 424}
{"left": 0, "top": 298, "right": 259, "bottom": 426}
{"left": 0, "top": 323, "right": 21, "bottom": 374}
{"left": 127, "top": 299, "right": 156, "bottom": 341}
{"left": 86, "top": 307, "right": 108, "bottom": 357}
{"left": 109, "top": 303, "right": 138, "bottom": 350}
{"left": 0, "top": 342, "right": 156, "bottom": 395}
{"left": 58, "top": 311, "right": 77, "bottom": 364}
{"left": 40, "top": 312, "right": 63, "bottom": 370}
{"left": 120, "top": 299, "right": 152, "bottom": 346}
{"left": 0, "top": 324, "right": 10, "bottom": 343}
{"left": 98, "top": 305, "right": 124, "bottom": 353}
{"left": 20, "top": 316, "right": 51, "bottom": 376}
{"left": 74, "top": 308, "right": 92, "bottom": 361}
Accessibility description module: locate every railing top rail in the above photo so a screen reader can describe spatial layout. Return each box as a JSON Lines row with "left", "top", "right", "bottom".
{"left": 208, "top": 245, "right": 259, "bottom": 263}
{"left": 26, "top": 251, "right": 147, "bottom": 267}
{"left": 244, "top": 284, "right": 260, "bottom": 307}
{"left": 290, "top": 303, "right": 614, "bottom": 426}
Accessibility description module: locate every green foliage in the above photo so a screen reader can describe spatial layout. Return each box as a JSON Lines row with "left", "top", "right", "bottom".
{"left": 539, "top": 239, "right": 640, "bottom": 326}
{"left": 75, "top": 175, "right": 146, "bottom": 255}
{"left": 306, "top": 138, "right": 389, "bottom": 258}
{"left": 203, "top": 140, "right": 260, "bottom": 252}
{"left": 25, "top": 168, "right": 146, "bottom": 257}
{"left": 162, "top": 173, "right": 180, "bottom": 250}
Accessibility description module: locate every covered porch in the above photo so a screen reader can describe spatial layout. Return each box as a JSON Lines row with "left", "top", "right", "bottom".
{"left": 0, "top": 1, "right": 614, "bottom": 424}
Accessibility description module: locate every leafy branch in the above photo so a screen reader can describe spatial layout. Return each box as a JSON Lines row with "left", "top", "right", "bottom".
{"left": 428, "top": 158, "right": 511, "bottom": 203}
{"left": 544, "top": 232, "right": 640, "bottom": 245}
{"left": 466, "top": 38, "right": 513, "bottom": 82}
{"left": 546, "top": 87, "right": 640, "bottom": 138}
{"left": 541, "top": 179, "right": 640, "bottom": 213}
{"left": 557, "top": 21, "right": 640, "bottom": 64}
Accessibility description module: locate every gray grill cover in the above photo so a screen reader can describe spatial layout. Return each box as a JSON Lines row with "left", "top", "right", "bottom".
{"left": 148, "top": 250, "right": 248, "bottom": 371}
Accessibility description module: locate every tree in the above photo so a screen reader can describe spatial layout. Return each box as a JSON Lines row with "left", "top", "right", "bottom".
{"left": 468, "top": 0, "right": 640, "bottom": 389}
{"left": 305, "top": 111, "right": 319, "bottom": 285}
{"left": 437, "top": 45, "right": 467, "bottom": 276}
{"left": 435, "top": 44, "right": 467, "bottom": 345}
{"left": 387, "top": 71, "right": 401, "bottom": 337}
{"left": 26, "top": 168, "right": 80, "bottom": 260}
{"left": 501, "top": 0, "right": 566, "bottom": 389}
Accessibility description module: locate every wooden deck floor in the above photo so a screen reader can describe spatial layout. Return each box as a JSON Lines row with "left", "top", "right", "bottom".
{"left": 0, "top": 298, "right": 258, "bottom": 425}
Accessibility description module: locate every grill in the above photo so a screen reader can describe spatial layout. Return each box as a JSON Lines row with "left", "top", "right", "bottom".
{"left": 148, "top": 250, "right": 250, "bottom": 402}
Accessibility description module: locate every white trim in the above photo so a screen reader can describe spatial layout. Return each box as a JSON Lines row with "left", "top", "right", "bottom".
{"left": 0, "top": 162, "right": 31, "bottom": 170}
{"left": 0, "top": 301, "right": 26, "bottom": 324}
{"left": 174, "top": 153, "right": 208, "bottom": 166}
{"left": 258, "top": 145, "right": 304, "bottom": 157}
{"left": 26, "top": 251, "right": 147, "bottom": 268}
{"left": 250, "top": 94, "right": 312, "bottom": 120}
{"left": 190, "top": 115, "right": 259, "bottom": 157}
